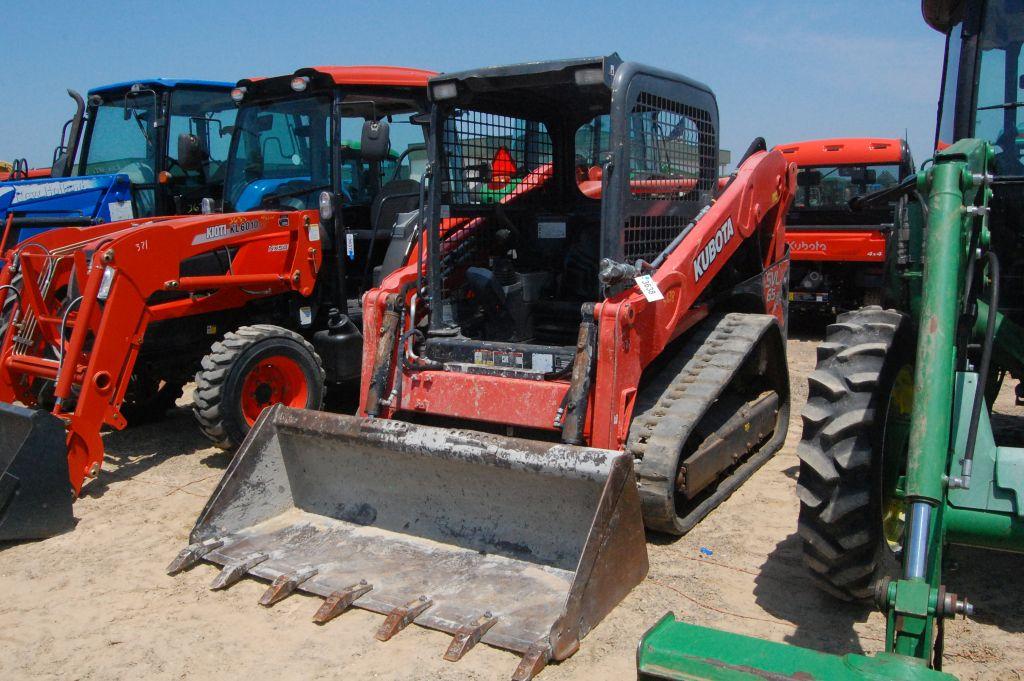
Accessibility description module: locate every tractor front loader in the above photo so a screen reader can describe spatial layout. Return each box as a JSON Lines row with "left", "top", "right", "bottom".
{"left": 637, "top": 2, "right": 1024, "bottom": 679}
{"left": 0, "top": 66, "right": 435, "bottom": 540}
{"left": 0, "top": 210, "right": 322, "bottom": 538}
{"left": 176, "top": 55, "right": 796, "bottom": 679}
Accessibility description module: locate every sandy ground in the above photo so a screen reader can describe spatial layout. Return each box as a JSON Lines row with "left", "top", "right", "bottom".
{"left": 1, "top": 334, "right": 1023, "bottom": 680}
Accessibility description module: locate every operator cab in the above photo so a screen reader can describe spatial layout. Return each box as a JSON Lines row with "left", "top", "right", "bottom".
{"left": 416, "top": 55, "right": 721, "bottom": 377}
{"left": 223, "top": 68, "right": 432, "bottom": 304}
{"left": 931, "top": 0, "right": 1024, "bottom": 321}
{"left": 75, "top": 80, "right": 236, "bottom": 217}
{"left": 780, "top": 139, "right": 914, "bottom": 228}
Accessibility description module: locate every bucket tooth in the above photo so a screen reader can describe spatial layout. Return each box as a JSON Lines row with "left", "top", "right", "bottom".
{"left": 443, "top": 612, "right": 498, "bottom": 661}
{"left": 166, "top": 538, "right": 224, "bottom": 575}
{"left": 312, "top": 581, "right": 373, "bottom": 624}
{"left": 258, "top": 567, "right": 318, "bottom": 607}
{"left": 511, "top": 643, "right": 551, "bottom": 681}
{"left": 209, "top": 552, "right": 268, "bottom": 590}
{"left": 375, "top": 595, "right": 433, "bottom": 641}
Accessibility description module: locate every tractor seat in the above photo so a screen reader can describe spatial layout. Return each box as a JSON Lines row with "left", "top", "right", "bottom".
{"left": 370, "top": 179, "right": 421, "bottom": 236}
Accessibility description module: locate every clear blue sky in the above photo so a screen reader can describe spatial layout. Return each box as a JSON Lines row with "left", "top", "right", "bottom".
{"left": 0, "top": 0, "right": 945, "bottom": 168}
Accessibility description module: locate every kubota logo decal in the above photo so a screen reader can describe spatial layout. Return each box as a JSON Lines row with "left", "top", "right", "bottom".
{"left": 791, "top": 240, "right": 828, "bottom": 253}
{"left": 694, "top": 218, "right": 735, "bottom": 281}
{"left": 192, "top": 218, "right": 262, "bottom": 245}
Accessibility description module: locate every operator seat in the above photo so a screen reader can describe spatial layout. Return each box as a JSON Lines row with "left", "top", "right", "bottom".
{"left": 371, "top": 179, "right": 421, "bottom": 235}
{"left": 362, "top": 179, "right": 421, "bottom": 287}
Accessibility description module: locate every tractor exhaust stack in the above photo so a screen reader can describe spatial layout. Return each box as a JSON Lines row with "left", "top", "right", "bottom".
{"left": 180, "top": 405, "right": 648, "bottom": 673}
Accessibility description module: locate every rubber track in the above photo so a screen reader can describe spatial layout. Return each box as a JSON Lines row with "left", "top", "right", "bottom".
{"left": 193, "top": 324, "right": 324, "bottom": 449}
{"left": 628, "top": 312, "right": 788, "bottom": 535}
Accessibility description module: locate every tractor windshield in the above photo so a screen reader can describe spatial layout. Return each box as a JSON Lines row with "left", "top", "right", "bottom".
{"left": 165, "top": 88, "right": 237, "bottom": 212}
{"left": 792, "top": 164, "right": 902, "bottom": 221}
{"left": 974, "top": 0, "right": 1024, "bottom": 175}
{"left": 80, "top": 93, "right": 158, "bottom": 188}
{"left": 224, "top": 95, "right": 332, "bottom": 212}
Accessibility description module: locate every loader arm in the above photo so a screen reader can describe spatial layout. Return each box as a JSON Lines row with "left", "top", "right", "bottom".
{"left": 0, "top": 210, "right": 321, "bottom": 508}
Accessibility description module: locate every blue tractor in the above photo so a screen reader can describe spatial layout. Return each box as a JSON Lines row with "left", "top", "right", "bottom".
{"left": 0, "top": 79, "right": 235, "bottom": 250}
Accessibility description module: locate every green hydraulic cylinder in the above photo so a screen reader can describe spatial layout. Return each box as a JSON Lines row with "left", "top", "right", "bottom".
{"left": 904, "top": 159, "right": 969, "bottom": 506}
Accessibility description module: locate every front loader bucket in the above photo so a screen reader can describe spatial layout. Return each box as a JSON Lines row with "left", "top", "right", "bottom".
{"left": 0, "top": 403, "right": 73, "bottom": 541}
{"left": 183, "top": 405, "right": 648, "bottom": 673}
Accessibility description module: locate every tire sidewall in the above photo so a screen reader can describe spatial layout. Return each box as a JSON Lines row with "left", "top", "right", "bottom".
{"left": 220, "top": 336, "right": 324, "bottom": 446}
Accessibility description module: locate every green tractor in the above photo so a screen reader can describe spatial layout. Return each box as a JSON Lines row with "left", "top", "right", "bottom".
{"left": 637, "top": 1, "right": 1024, "bottom": 679}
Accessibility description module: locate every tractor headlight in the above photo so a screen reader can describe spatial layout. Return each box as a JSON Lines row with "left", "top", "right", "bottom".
{"left": 574, "top": 68, "right": 604, "bottom": 86}
{"left": 97, "top": 266, "right": 116, "bottom": 301}
{"left": 431, "top": 82, "right": 458, "bottom": 100}
{"left": 318, "top": 191, "right": 334, "bottom": 221}
{"left": 231, "top": 87, "right": 247, "bottom": 103}
{"left": 291, "top": 76, "right": 310, "bottom": 92}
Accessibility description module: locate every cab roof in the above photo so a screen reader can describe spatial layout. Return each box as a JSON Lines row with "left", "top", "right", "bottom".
{"left": 426, "top": 54, "right": 715, "bottom": 122}
{"left": 88, "top": 79, "right": 232, "bottom": 96}
{"left": 774, "top": 138, "right": 909, "bottom": 166}
{"left": 244, "top": 66, "right": 437, "bottom": 88}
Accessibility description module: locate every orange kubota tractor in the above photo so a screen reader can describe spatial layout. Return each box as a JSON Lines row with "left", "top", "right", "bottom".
{"left": 176, "top": 55, "right": 796, "bottom": 679}
{"left": 777, "top": 137, "right": 914, "bottom": 314}
{"left": 0, "top": 65, "right": 435, "bottom": 540}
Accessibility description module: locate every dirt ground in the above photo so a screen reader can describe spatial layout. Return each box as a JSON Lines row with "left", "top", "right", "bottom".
{"left": 2, "top": 333, "right": 1023, "bottom": 680}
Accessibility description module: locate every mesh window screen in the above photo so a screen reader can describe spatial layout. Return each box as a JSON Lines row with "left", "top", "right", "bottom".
{"left": 623, "top": 92, "right": 715, "bottom": 263}
{"left": 624, "top": 215, "right": 689, "bottom": 262}
{"left": 440, "top": 110, "right": 553, "bottom": 207}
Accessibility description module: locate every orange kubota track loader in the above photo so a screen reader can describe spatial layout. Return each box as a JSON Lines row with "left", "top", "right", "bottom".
{"left": 177, "top": 55, "right": 796, "bottom": 679}
{"left": 0, "top": 66, "right": 435, "bottom": 540}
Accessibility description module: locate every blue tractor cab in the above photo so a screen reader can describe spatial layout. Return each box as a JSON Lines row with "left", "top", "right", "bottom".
{"left": 1, "top": 79, "right": 234, "bottom": 249}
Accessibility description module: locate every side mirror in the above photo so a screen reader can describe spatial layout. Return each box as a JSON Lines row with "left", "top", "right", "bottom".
{"left": 360, "top": 119, "right": 391, "bottom": 161}
{"left": 254, "top": 115, "right": 274, "bottom": 133}
{"left": 177, "top": 133, "right": 206, "bottom": 172}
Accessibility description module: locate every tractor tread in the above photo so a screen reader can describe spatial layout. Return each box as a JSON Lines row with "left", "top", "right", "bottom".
{"left": 628, "top": 312, "right": 789, "bottom": 535}
{"left": 795, "top": 306, "right": 910, "bottom": 601}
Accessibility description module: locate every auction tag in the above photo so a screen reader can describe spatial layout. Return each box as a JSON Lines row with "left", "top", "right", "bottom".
{"left": 108, "top": 200, "right": 134, "bottom": 221}
{"left": 346, "top": 232, "right": 355, "bottom": 259}
{"left": 635, "top": 274, "right": 664, "bottom": 302}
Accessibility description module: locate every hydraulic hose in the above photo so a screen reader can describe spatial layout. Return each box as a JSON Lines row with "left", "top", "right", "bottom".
{"left": 960, "top": 251, "right": 1000, "bottom": 488}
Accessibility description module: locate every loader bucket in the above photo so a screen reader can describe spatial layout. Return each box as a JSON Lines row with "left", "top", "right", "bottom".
{"left": 185, "top": 405, "right": 648, "bottom": 668}
{"left": 636, "top": 614, "right": 957, "bottom": 681}
{"left": 0, "top": 403, "right": 73, "bottom": 541}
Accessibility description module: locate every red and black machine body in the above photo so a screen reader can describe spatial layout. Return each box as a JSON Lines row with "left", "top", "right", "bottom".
{"left": 777, "top": 137, "right": 914, "bottom": 313}
{"left": 180, "top": 54, "right": 797, "bottom": 679}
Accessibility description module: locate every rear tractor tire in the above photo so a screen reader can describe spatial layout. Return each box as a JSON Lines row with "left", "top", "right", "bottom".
{"left": 193, "top": 324, "right": 325, "bottom": 449}
{"left": 795, "top": 306, "right": 914, "bottom": 601}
